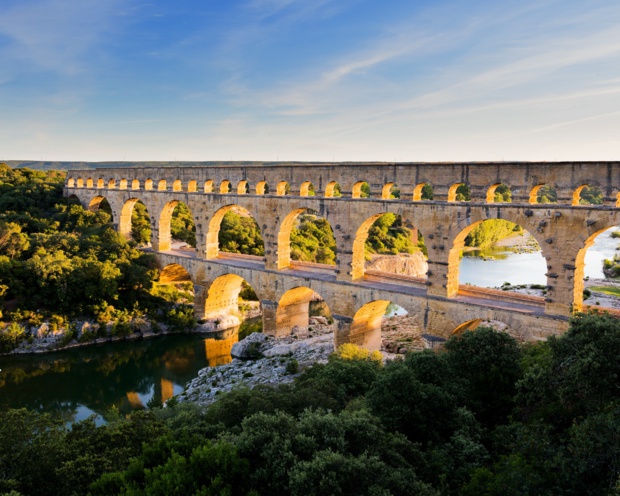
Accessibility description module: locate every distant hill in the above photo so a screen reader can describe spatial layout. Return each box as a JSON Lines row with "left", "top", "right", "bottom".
{"left": 4, "top": 160, "right": 377, "bottom": 171}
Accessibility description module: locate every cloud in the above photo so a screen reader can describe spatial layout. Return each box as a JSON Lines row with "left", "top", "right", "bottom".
{"left": 0, "top": 0, "right": 126, "bottom": 76}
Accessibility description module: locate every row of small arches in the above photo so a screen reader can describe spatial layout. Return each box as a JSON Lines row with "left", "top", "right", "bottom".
{"left": 67, "top": 177, "right": 607, "bottom": 205}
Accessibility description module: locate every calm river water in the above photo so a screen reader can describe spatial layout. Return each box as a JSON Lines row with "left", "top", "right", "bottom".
{"left": 0, "top": 323, "right": 258, "bottom": 423}
{"left": 460, "top": 226, "right": 619, "bottom": 287}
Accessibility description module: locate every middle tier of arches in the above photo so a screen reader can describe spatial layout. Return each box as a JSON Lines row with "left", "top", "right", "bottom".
{"left": 78, "top": 188, "right": 620, "bottom": 319}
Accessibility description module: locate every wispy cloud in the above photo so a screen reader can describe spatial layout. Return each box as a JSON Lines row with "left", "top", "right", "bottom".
{"left": 0, "top": 0, "right": 126, "bottom": 76}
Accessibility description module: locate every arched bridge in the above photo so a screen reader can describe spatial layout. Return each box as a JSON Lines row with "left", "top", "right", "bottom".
{"left": 65, "top": 161, "right": 620, "bottom": 348}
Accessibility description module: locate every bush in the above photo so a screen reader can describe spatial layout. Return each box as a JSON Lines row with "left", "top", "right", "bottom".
{"left": 286, "top": 359, "right": 299, "bottom": 374}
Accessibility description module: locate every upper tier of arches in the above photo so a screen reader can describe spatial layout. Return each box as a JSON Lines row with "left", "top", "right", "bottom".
{"left": 66, "top": 175, "right": 618, "bottom": 207}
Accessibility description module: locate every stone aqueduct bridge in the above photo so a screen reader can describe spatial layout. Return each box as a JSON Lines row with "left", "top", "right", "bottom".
{"left": 65, "top": 162, "right": 620, "bottom": 349}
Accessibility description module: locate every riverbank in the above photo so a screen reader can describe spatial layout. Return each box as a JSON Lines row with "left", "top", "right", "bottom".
{"left": 178, "top": 318, "right": 336, "bottom": 407}
{"left": 496, "top": 278, "right": 620, "bottom": 310}
{"left": 0, "top": 303, "right": 261, "bottom": 356}
{"left": 178, "top": 314, "right": 435, "bottom": 407}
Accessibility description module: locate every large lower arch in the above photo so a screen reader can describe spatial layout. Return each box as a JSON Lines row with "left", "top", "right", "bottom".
{"left": 203, "top": 274, "right": 255, "bottom": 321}
{"left": 277, "top": 208, "right": 337, "bottom": 269}
{"left": 348, "top": 300, "right": 391, "bottom": 351}
{"left": 276, "top": 287, "right": 330, "bottom": 337}
{"left": 206, "top": 205, "right": 264, "bottom": 260}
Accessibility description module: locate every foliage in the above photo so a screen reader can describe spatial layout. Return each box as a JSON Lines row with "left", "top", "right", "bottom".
{"left": 364, "top": 213, "right": 421, "bottom": 257}
{"left": 170, "top": 203, "right": 196, "bottom": 247}
{"left": 219, "top": 210, "right": 265, "bottom": 256}
{"left": 290, "top": 213, "right": 336, "bottom": 264}
{"left": 579, "top": 185, "right": 603, "bottom": 205}
{"left": 131, "top": 201, "right": 151, "bottom": 245}
{"left": 464, "top": 219, "right": 521, "bottom": 249}
{"left": 4, "top": 316, "right": 620, "bottom": 494}
{"left": 493, "top": 184, "right": 512, "bottom": 203}
{"left": 337, "top": 342, "right": 383, "bottom": 362}
{"left": 536, "top": 185, "right": 557, "bottom": 204}
{"left": 456, "top": 184, "right": 470, "bottom": 201}
{"left": 0, "top": 166, "right": 193, "bottom": 335}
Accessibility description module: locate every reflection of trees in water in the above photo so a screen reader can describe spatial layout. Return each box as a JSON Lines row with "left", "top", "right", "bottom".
{"left": 0, "top": 334, "right": 211, "bottom": 418}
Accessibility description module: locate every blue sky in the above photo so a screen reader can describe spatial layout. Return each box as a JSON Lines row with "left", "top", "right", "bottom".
{"left": 1, "top": 0, "right": 620, "bottom": 162}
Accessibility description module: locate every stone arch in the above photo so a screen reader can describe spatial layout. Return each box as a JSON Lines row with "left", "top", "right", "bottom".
{"left": 446, "top": 217, "right": 546, "bottom": 297}
{"left": 276, "top": 287, "right": 329, "bottom": 337}
{"left": 145, "top": 179, "right": 153, "bottom": 190}
{"left": 204, "top": 180, "right": 214, "bottom": 193}
{"left": 220, "top": 180, "right": 231, "bottom": 194}
{"left": 529, "top": 184, "right": 558, "bottom": 204}
{"left": 158, "top": 179, "right": 167, "bottom": 191}
{"left": 448, "top": 183, "right": 470, "bottom": 202}
{"left": 88, "top": 196, "right": 113, "bottom": 220}
{"left": 277, "top": 181, "right": 290, "bottom": 196}
{"left": 412, "top": 183, "right": 433, "bottom": 201}
{"left": 206, "top": 204, "right": 264, "bottom": 260}
{"left": 86, "top": 178, "right": 94, "bottom": 188}
{"left": 325, "top": 181, "right": 341, "bottom": 197}
{"left": 76, "top": 178, "right": 84, "bottom": 188}
{"left": 237, "top": 180, "right": 249, "bottom": 195}
{"left": 108, "top": 178, "right": 116, "bottom": 189}
{"left": 352, "top": 213, "right": 426, "bottom": 281}
{"left": 451, "top": 319, "right": 483, "bottom": 336}
{"left": 352, "top": 181, "right": 370, "bottom": 199}
{"left": 158, "top": 200, "right": 196, "bottom": 252}
{"left": 96, "top": 178, "right": 104, "bottom": 188}
{"left": 299, "top": 181, "right": 315, "bottom": 196}
{"left": 203, "top": 274, "right": 260, "bottom": 326}
{"left": 486, "top": 183, "right": 512, "bottom": 203}
{"left": 67, "top": 178, "right": 75, "bottom": 187}
{"left": 277, "top": 208, "right": 337, "bottom": 269}
{"left": 348, "top": 300, "right": 391, "bottom": 351}
{"left": 573, "top": 184, "right": 603, "bottom": 206}
{"left": 119, "top": 198, "right": 151, "bottom": 243}
{"left": 173, "top": 180, "right": 182, "bottom": 192}
{"left": 256, "top": 181, "right": 268, "bottom": 195}
{"left": 159, "top": 263, "right": 193, "bottom": 284}
{"left": 119, "top": 178, "right": 128, "bottom": 190}
{"left": 382, "top": 182, "right": 400, "bottom": 200}
{"left": 571, "top": 225, "right": 620, "bottom": 312}
{"left": 131, "top": 179, "right": 140, "bottom": 190}
{"left": 188, "top": 180, "right": 197, "bottom": 192}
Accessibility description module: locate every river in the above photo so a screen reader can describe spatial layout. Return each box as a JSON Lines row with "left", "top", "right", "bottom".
{"left": 460, "top": 226, "right": 619, "bottom": 287}
{"left": 0, "top": 321, "right": 259, "bottom": 423}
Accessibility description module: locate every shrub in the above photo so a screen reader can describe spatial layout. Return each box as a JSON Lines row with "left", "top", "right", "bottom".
{"left": 286, "top": 359, "right": 299, "bottom": 374}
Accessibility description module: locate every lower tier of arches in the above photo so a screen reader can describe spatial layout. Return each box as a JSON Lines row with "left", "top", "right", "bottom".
{"left": 156, "top": 252, "right": 570, "bottom": 351}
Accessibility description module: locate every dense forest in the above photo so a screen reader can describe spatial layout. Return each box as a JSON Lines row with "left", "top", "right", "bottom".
{"left": 0, "top": 165, "right": 195, "bottom": 353}
{"left": 3, "top": 314, "right": 620, "bottom": 495}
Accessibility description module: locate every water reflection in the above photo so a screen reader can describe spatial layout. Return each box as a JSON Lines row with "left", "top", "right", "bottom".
{"left": 0, "top": 318, "right": 261, "bottom": 423}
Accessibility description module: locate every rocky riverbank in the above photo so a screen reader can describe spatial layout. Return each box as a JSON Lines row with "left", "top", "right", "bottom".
{"left": 178, "top": 318, "right": 336, "bottom": 407}
{"left": 178, "top": 314, "right": 436, "bottom": 407}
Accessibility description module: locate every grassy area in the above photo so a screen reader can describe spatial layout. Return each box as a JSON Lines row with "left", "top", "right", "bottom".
{"left": 589, "top": 286, "right": 620, "bottom": 297}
